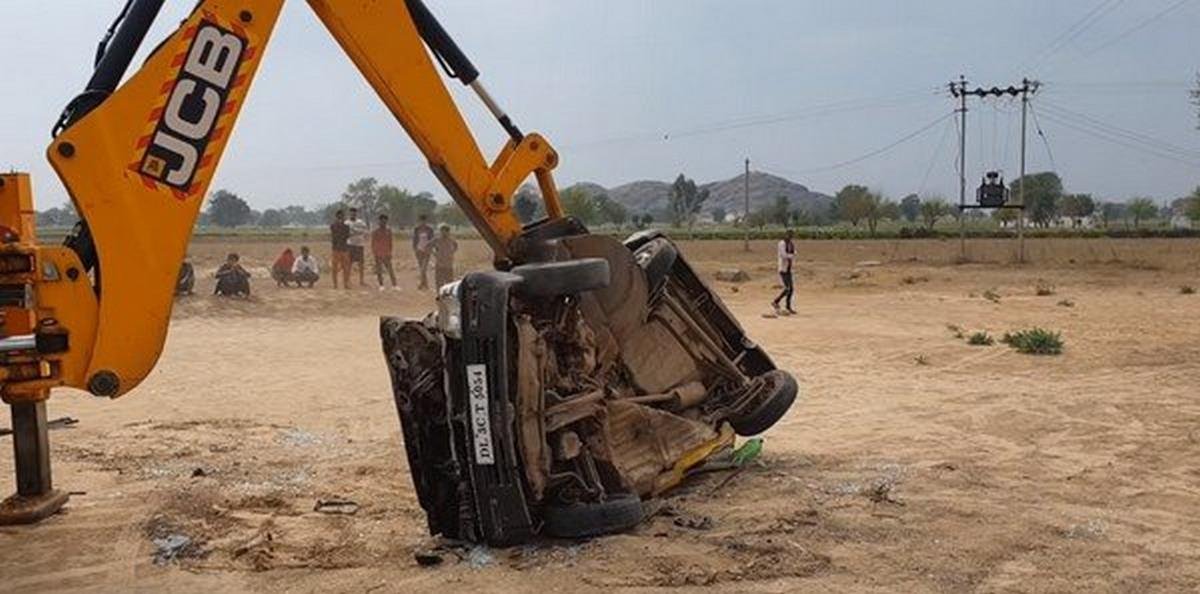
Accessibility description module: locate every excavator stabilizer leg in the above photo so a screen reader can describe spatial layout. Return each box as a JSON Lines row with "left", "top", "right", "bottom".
{"left": 0, "top": 401, "right": 68, "bottom": 525}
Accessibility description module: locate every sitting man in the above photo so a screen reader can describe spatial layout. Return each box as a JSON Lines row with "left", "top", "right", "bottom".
{"left": 175, "top": 260, "right": 195, "bottom": 296}
{"left": 214, "top": 253, "right": 251, "bottom": 297}
{"left": 271, "top": 248, "right": 296, "bottom": 287}
{"left": 291, "top": 246, "right": 320, "bottom": 288}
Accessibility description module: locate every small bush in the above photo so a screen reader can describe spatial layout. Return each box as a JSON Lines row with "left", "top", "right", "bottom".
{"left": 1035, "top": 281, "right": 1056, "bottom": 296}
{"left": 901, "top": 275, "right": 929, "bottom": 285}
{"left": 915, "top": 354, "right": 930, "bottom": 366}
{"left": 1181, "top": 285, "right": 1196, "bottom": 295}
{"left": 1057, "top": 299, "right": 1075, "bottom": 308}
{"left": 946, "top": 324, "right": 964, "bottom": 339}
{"left": 1002, "top": 328, "right": 1064, "bottom": 355}
{"left": 982, "top": 289, "right": 1001, "bottom": 303}
{"left": 967, "top": 331, "right": 995, "bottom": 346}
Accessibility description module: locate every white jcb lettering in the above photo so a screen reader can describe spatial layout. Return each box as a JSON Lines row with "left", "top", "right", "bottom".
{"left": 152, "top": 131, "right": 198, "bottom": 187}
{"left": 163, "top": 80, "right": 220, "bottom": 140}
{"left": 184, "top": 27, "right": 243, "bottom": 89}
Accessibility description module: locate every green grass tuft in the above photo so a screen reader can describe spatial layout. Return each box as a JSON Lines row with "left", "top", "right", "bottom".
{"left": 1002, "top": 328, "right": 1064, "bottom": 355}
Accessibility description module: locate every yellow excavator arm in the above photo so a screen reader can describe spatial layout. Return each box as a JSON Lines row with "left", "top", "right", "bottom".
{"left": 2, "top": 0, "right": 564, "bottom": 405}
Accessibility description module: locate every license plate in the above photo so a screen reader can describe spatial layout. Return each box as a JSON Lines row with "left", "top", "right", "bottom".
{"left": 466, "top": 364, "right": 495, "bottom": 465}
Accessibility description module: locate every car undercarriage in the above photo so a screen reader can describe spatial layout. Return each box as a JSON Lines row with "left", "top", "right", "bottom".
{"left": 381, "top": 228, "right": 797, "bottom": 545}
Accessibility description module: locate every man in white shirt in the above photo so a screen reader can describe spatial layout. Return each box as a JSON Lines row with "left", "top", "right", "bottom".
{"left": 347, "top": 207, "right": 369, "bottom": 288}
{"left": 771, "top": 229, "right": 796, "bottom": 315}
{"left": 292, "top": 246, "right": 321, "bottom": 288}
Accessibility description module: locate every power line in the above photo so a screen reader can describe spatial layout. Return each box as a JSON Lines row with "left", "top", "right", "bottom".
{"left": 919, "top": 117, "right": 955, "bottom": 195}
{"left": 765, "top": 111, "right": 955, "bottom": 176}
{"left": 1028, "top": 102, "right": 1059, "bottom": 172}
{"left": 1033, "top": 104, "right": 1198, "bottom": 167}
{"left": 1037, "top": 100, "right": 1200, "bottom": 159}
{"left": 1018, "top": 0, "right": 1126, "bottom": 75}
{"left": 1056, "top": 0, "right": 1194, "bottom": 69}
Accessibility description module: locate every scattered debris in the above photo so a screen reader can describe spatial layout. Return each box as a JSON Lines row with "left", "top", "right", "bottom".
{"left": 313, "top": 497, "right": 359, "bottom": 515}
{"left": 1181, "top": 285, "right": 1196, "bottom": 295}
{"left": 714, "top": 268, "right": 750, "bottom": 282}
{"left": 855, "top": 260, "right": 882, "bottom": 268}
{"left": 901, "top": 275, "right": 929, "bottom": 285}
{"left": 1063, "top": 518, "right": 1107, "bottom": 540}
{"left": 982, "top": 289, "right": 1002, "bottom": 303}
{"left": 945, "top": 324, "right": 965, "bottom": 339}
{"left": 1057, "top": 299, "right": 1075, "bottom": 308}
{"left": 152, "top": 533, "right": 194, "bottom": 566}
{"left": 1035, "top": 281, "right": 1056, "bottom": 296}
{"left": 0, "top": 416, "right": 78, "bottom": 438}
{"left": 191, "top": 467, "right": 208, "bottom": 478}
{"left": 864, "top": 477, "right": 904, "bottom": 506}
{"left": 673, "top": 514, "right": 714, "bottom": 531}
{"left": 466, "top": 545, "right": 494, "bottom": 569}
{"left": 413, "top": 550, "right": 445, "bottom": 567}
{"left": 914, "top": 354, "right": 930, "bottom": 366}
{"left": 967, "top": 331, "right": 995, "bottom": 346}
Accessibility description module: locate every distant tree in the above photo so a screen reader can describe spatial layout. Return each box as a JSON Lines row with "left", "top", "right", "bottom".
{"left": 594, "top": 194, "right": 629, "bottom": 228}
{"left": 378, "top": 185, "right": 436, "bottom": 226}
{"left": 920, "top": 197, "right": 951, "bottom": 230}
{"left": 1009, "top": 172, "right": 1062, "bottom": 227}
{"left": 633, "top": 213, "right": 654, "bottom": 229}
{"left": 899, "top": 193, "right": 921, "bottom": 223}
{"left": 341, "top": 177, "right": 382, "bottom": 217}
{"left": 879, "top": 199, "right": 900, "bottom": 221}
{"left": 1097, "top": 201, "right": 1125, "bottom": 228}
{"left": 281, "top": 205, "right": 309, "bottom": 226}
{"left": 207, "top": 189, "right": 252, "bottom": 227}
{"left": 259, "top": 208, "right": 286, "bottom": 227}
{"left": 769, "top": 195, "right": 791, "bottom": 227}
{"left": 436, "top": 202, "right": 469, "bottom": 227}
{"left": 560, "top": 186, "right": 598, "bottom": 225}
{"left": 833, "top": 184, "right": 872, "bottom": 226}
{"left": 711, "top": 207, "right": 727, "bottom": 224}
{"left": 514, "top": 187, "right": 543, "bottom": 223}
{"left": 320, "top": 202, "right": 345, "bottom": 224}
{"left": 863, "top": 192, "right": 885, "bottom": 235}
{"left": 746, "top": 210, "right": 768, "bottom": 230}
{"left": 1127, "top": 197, "right": 1158, "bottom": 229}
{"left": 668, "top": 174, "right": 709, "bottom": 230}
{"left": 1058, "top": 193, "right": 1095, "bottom": 227}
{"left": 790, "top": 208, "right": 815, "bottom": 227}
{"left": 1187, "top": 187, "right": 1200, "bottom": 222}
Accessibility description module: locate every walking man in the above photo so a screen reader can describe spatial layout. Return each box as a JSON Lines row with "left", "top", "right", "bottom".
{"left": 433, "top": 224, "right": 458, "bottom": 289}
{"left": 330, "top": 209, "right": 351, "bottom": 289}
{"left": 347, "top": 207, "right": 369, "bottom": 288}
{"left": 372, "top": 213, "right": 398, "bottom": 290}
{"left": 412, "top": 214, "right": 435, "bottom": 290}
{"left": 771, "top": 229, "right": 796, "bottom": 315}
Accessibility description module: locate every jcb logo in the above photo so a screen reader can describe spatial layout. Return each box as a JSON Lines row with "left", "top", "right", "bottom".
{"left": 139, "top": 22, "right": 245, "bottom": 191}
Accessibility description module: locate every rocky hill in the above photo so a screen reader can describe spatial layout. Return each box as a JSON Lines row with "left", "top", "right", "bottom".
{"left": 557, "top": 171, "right": 831, "bottom": 218}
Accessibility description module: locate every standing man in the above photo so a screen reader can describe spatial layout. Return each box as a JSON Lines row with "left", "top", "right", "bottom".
{"left": 433, "top": 224, "right": 458, "bottom": 289}
{"left": 371, "top": 213, "right": 398, "bottom": 290}
{"left": 330, "top": 209, "right": 351, "bottom": 289}
{"left": 412, "top": 214, "right": 435, "bottom": 290}
{"left": 347, "top": 207, "right": 369, "bottom": 288}
{"left": 771, "top": 229, "right": 796, "bottom": 315}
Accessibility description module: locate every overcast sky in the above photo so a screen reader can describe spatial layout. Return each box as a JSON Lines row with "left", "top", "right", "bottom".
{"left": 1, "top": 0, "right": 1197, "bottom": 209}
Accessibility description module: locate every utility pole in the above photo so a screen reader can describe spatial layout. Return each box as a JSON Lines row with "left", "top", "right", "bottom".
{"left": 743, "top": 158, "right": 750, "bottom": 252}
{"left": 1016, "top": 78, "right": 1039, "bottom": 264}
{"left": 950, "top": 77, "right": 1038, "bottom": 264}
{"left": 950, "top": 76, "right": 968, "bottom": 261}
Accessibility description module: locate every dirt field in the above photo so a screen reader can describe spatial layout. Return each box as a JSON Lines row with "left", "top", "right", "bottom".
{"left": 2, "top": 237, "right": 1198, "bottom": 593}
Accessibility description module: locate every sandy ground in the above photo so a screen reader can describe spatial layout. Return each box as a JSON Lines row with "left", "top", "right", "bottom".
{"left": 1, "top": 237, "right": 1199, "bottom": 593}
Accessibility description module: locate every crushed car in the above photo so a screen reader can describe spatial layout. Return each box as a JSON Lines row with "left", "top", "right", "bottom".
{"left": 381, "top": 224, "right": 798, "bottom": 545}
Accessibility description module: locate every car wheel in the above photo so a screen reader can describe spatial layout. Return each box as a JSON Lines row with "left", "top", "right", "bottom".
{"left": 633, "top": 238, "right": 678, "bottom": 293}
{"left": 729, "top": 370, "right": 798, "bottom": 436}
{"left": 511, "top": 258, "right": 610, "bottom": 297}
{"left": 542, "top": 494, "right": 645, "bottom": 539}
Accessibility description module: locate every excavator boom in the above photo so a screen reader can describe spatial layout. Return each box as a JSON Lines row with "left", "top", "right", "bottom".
{"left": 0, "top": 0, "right": 564, "bottom": 522}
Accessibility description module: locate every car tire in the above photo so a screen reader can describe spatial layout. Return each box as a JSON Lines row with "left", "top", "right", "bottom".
{"left": 511, "top": 258, "right": 610, "bottom": 297}
{"left": 729, "top": 370, "right": 798, "bottom": 436}
{"left": 633, "top": 238, "right": 678, "bottom": 294}
{"left": 542, "top": 494, "right": 645, "bottom": 539}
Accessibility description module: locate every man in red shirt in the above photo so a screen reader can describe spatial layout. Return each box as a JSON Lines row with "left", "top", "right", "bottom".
{"left": 371, "top": 213, "right": 398, "bottom": 290}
